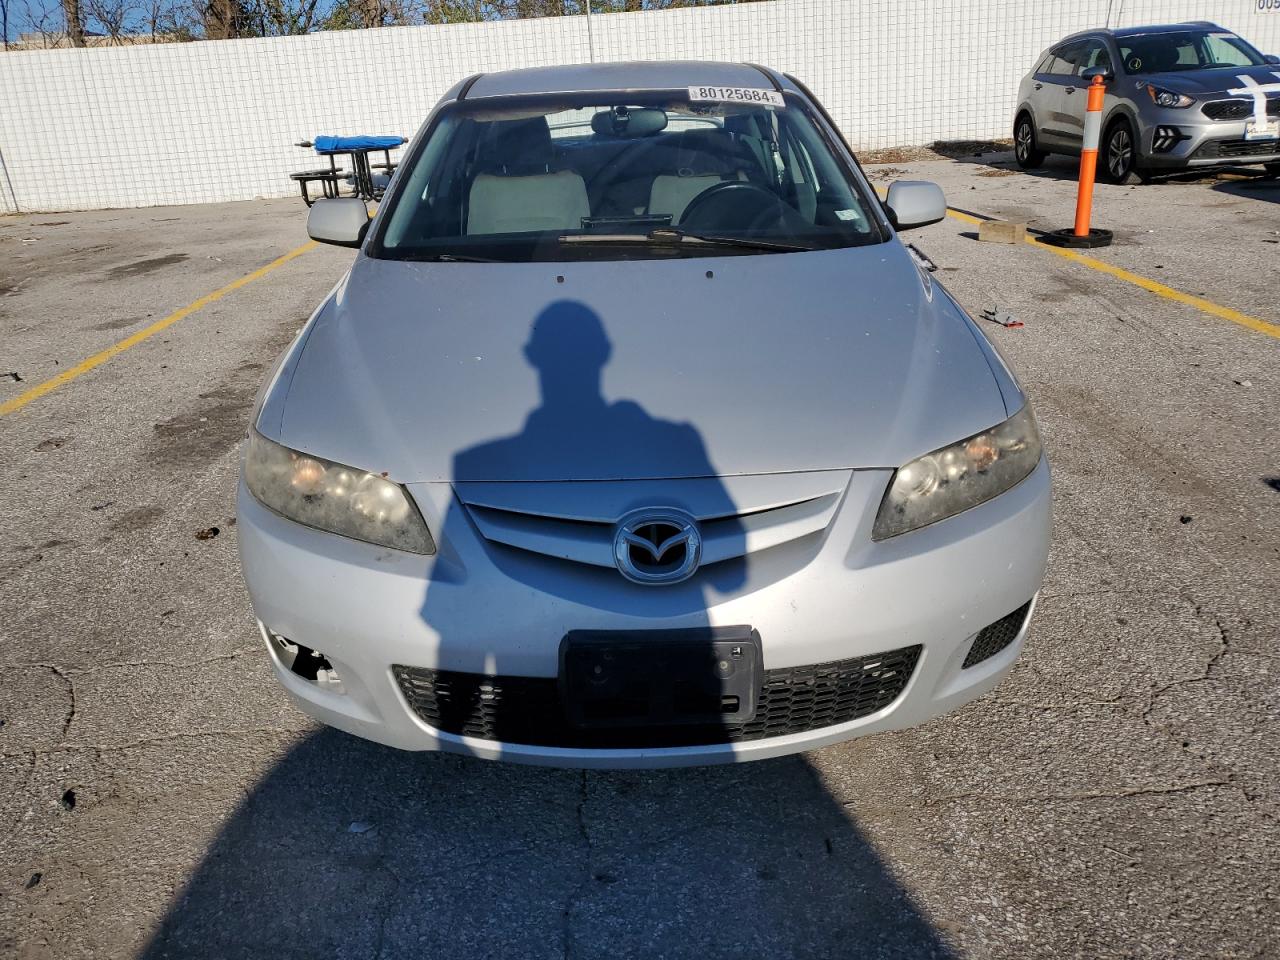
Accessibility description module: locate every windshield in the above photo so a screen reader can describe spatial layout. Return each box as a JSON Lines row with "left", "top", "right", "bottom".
{"left": 373, "top": 91, "right": 884, "bottom": 262}
{"left": 1118, "top": 30, "right": 1266, "bottom": 74}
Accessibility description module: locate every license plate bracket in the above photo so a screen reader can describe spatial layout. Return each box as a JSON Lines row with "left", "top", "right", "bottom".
{"left": 1245, "top": 119, "right": 1279, "bottom": 141}
{"left": 560, "top": 627, "right": 760, "bottom": 729}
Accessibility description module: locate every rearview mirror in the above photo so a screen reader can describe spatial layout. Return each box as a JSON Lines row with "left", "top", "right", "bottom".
{"left": 591, "top": 107, "right": 668, "bottom": 138}
{"left": 1266, "top": 54, "right": 1280, "bottom": 65}
{"left": 307, "top": 198, "right": 370, "bottom": 248}
{"left": 884, "top": 181, "right": 946, "bottom": 230}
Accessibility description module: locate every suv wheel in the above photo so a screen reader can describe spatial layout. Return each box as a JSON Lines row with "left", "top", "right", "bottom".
{"left": 1014, "top": 113, "right": 1046, "bottom": 169}
{"left": 1100, "top": 119, "right": 1143, "bottom": 184}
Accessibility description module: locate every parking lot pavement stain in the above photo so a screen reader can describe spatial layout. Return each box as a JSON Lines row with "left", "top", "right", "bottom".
{"left": 104, "top": 253, "right": 189, "bottom": 280}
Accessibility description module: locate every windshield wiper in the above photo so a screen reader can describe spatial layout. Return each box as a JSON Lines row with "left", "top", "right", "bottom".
{"left": 559, "top": 228, "right": 818, "bottom": 254}
{"left": 403, "top": 252, "right": 506, "bottom": 263}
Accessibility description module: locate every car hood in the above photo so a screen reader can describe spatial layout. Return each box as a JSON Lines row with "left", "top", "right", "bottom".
{"left": 271, "top": 245, "right": 1010, "bottom": 482}
{"left": 1137, "top": 64, "right": 1280, "bottom": 97}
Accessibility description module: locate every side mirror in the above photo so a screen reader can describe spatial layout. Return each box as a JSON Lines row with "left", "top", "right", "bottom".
{"left": 1266, "top": 54, "right": 1280, "bottom": 65}
{"left": 1081, "top": 65, "right": 1114, "bottom": 81}
{"left": 884, "top": 180, "right": 946, "bottom": 230}
{"left": 307, "top": 198, "right": 370, "bottom": 248}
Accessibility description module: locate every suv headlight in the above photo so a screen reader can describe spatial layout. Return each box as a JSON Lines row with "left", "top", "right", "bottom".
{"left": 1145, "top": 84, "right": 1194, "bottom": 109}
{"left": 873, "top": 406, "right": 1042, "bottom": 540}
{"left": 244, "top": 430, "right": 435, "bottom": 554}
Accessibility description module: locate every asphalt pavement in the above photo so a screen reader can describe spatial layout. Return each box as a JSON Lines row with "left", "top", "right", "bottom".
{"left": 2, "top": 155, "right": 1278, "bottom": 959}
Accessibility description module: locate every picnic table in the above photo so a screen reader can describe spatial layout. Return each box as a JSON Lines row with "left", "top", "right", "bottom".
{"left": 291, "top": 135, "right": 407, "bottom": 205}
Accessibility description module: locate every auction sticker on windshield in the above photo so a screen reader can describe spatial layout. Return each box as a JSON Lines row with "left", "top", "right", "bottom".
{"left": 687, "top": 86, "right": 785, "bottom": 107}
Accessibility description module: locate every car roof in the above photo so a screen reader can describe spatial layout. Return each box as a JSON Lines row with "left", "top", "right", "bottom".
{"left": 1112, "top": 21, "right": 1223, "bottom": 39}
{"left": 461, "top": 60, "right": 792, "bottom": 100}
{"left": 1057, "top": 21, "right": 1224, "bottom": 43}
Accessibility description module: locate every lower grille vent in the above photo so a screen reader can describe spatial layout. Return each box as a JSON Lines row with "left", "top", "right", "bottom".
{"left": 962, "top": 602, "right": 1032, "bottom": 669}
{"left": 394, "top": 644, "right": 922, "bottom": 749}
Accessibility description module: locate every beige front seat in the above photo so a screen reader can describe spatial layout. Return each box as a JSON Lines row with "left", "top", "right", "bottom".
{"left": 466, "top": 116, "right": 590, "bottom": 235}
{"left": 469, "top": 171, "right": 590, "bottom": 235}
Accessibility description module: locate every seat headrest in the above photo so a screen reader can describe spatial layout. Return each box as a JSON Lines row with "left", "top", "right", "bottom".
{"left": 724, "top": 114, "right": 766, "bottom": 138}
{"left": 669, "top": 128, "right": 753, "bottom": 176}
{"left": 476, "top": 117, "right": 554, "bottom": 175}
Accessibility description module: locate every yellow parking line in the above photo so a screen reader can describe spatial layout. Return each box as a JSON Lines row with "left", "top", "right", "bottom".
{"left": 943, "top": 208, "right": 1280, "bottom": 341}
{"left": 0, "top": 240, "right": 318, "bottom": 417}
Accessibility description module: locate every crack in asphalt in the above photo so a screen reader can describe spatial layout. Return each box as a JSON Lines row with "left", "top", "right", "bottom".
{"left": 560, "top": 770, "right": 592, "bottom": 960}
{"left": 0, "top": 726, "right": 301, "bottom": 760}
{"left": 370, "top": 858, "right": 402, "bottom": 960}
{"left": 6, "top": 647, "right": 260, "bottom": 677}
{"left": 1140, "top": 600, "right": 1233, "bottom": 731}
{"left": 922, "top": 778, "right": 1232, "bottom": 807}
{"left": 1124, "top": 600, "right": 1247, "bottom": 789}
{"left": 38, "top": 663, "right": 76, "bottom": 741}
{"left": 75, "top": 646, "right": 261, "bottom": 672}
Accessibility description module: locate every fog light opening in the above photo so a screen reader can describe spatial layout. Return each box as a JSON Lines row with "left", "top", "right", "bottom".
{"left": 1152, "top": 126, "right": 1186, "bottom": 153}
{"left": 266, "top": 629, "right": 343, "bottom": 690}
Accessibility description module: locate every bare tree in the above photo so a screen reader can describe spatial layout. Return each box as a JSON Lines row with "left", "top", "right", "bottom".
{"left": 254, "top": 0, "right": 322, "bottom": 33}
{"left": 355, "top": 0, "right": 384, "bottom": 27}
{"left": 2, "top": 0, "right": 10, "bottom": 50}
{"left": 203, "top": 0, "right": 246, "bottom": 36}
{"left": 140, "top": 0, "right": 178, "bottom": 38}
{"left": 18, "top": 0, "right": 66, "bottom": 44}
{"left": 61, "top": 0, "right": 85, "bottom": 43}
{"left": 141, "top": 0, "right": 167, "bottom": 36}
{"left": 421, "top": 0, "right": 485, "bottom": 23}
{"left": 84, "top": 0, "right": 131, "bottom": 41}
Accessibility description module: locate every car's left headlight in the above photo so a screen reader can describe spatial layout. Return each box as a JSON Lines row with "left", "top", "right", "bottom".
{"left": 243, "top": 430, "right": 435, "bottom": 554}
{"left": 1145, "top": 84, "right": 1194, "bottom": 109}
{"left": 873, "top": 405, "right": 1042, "bottom": 540}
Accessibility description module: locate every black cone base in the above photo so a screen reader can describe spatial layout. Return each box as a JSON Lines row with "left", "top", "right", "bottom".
{"left": 1039, "top": 227, "right": 1113, "bottom": 249}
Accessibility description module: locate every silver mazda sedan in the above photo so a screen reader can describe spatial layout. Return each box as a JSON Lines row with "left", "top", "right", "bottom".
{"left": 238, "top": 61, "right": 1051, "bottom": 768}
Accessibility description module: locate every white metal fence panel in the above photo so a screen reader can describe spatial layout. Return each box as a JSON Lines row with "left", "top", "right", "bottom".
{"left": 0, "top": 0, "right": 1276, "bottom": 213}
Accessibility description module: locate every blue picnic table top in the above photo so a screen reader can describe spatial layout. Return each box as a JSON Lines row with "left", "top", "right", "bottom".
{"left": 312, "top": 135, "right": 405, "bottom": 154}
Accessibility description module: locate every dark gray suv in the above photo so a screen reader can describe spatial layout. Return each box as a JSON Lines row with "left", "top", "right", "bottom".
{"left": 1015, "top": 21, "right": 1280, "bottom": 182}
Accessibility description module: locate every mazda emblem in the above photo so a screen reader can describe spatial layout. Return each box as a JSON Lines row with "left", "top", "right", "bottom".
{"left": 613, "top": 508, "right": 702, "bottom": 585}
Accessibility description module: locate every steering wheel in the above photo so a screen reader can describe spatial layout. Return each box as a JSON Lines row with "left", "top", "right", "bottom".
{"left": 678, "top": 181, "right": 790, "bottom": 233}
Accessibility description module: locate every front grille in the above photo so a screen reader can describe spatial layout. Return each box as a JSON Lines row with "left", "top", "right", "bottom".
{"left": 1201, "top": 98, "right": 1280, "bottom": 121}
{"left": 1193, "top": 138, "right": 1280, "bottom": 159}
{"left": 962, "top": 602, "right": 1032, "bottom": 669}
{"left": 394, "top": 644, "right": 921, "bottom": 749}
{"left": 456, "top": 474, "right": 849, "bottom": 575}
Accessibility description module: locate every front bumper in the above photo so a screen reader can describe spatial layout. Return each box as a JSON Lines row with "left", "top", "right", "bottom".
{"left": 1136, "top": 111, "right": 1280, "bottom": 169}
{"left": 237, "top": 459, "right": 1052, "bottom": 768}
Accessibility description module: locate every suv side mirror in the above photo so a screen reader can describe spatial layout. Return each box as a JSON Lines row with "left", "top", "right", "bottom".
{"left": 1265, "top": 54, "right": 1280, "bottom": 64}
{"left": 884, "top": 181, "right": 946, "bottom": 230}
{"left": 1081, "top": 65, "right": 1114, "bottom": 81}
{"left": 307, "top": 198, "right": 370, "bottom": 247}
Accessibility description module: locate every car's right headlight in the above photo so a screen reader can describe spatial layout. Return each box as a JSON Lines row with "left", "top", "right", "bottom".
{"left": 873, "top": 405, "right": 1042, "bottom": 540}
{"left": 243, "top": 430, "right": 435, "bottom": 554}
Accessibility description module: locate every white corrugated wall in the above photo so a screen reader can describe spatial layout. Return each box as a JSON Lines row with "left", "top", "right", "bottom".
{"left": 0, "top": 0, "right": 1276, "bottom": 212}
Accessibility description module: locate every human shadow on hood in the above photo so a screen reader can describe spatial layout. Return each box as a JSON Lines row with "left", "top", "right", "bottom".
{"left": 411, "top": 299, "right": 750, "bottom": 756}
{"left": 139, "top": 301, "right": 956, "bottom": 958}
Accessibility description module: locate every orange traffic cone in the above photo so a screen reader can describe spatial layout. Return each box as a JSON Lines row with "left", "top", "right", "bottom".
{"left": 1042, "top": 68, "right": 1114, "bottom": 249}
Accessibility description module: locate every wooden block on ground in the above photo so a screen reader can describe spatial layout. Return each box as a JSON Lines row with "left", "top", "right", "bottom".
{"left": 978, "top": 220, "right": 1028, "bottom": 244}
